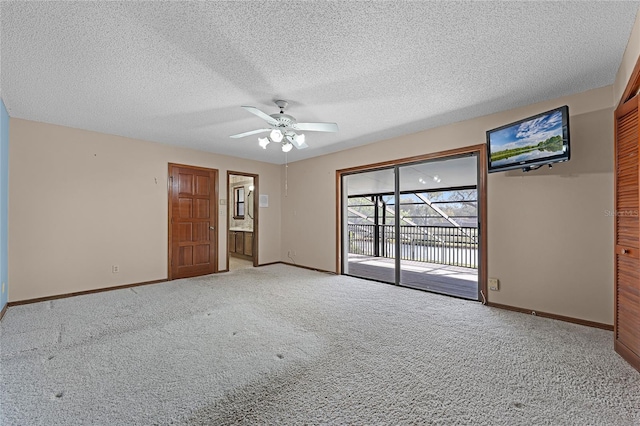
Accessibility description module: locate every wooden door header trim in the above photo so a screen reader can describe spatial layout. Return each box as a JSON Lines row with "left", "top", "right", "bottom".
{"left": 336, "top": 144, "right": 486, "bottom": 175}
{"left": 168, "top": 162, "right": 219, "bottom": 173}
{"left": 619, "top": 54, "right": 640, "bottom": 107}
{"left": 616, "top": 95, "right": 638, "bottom": 117}
{"left": 228, "top": 171, "right": 258, "bottom": 178}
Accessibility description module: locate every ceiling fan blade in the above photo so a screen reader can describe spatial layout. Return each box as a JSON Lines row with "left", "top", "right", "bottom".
{"left": 242, "top": 106, "right": 279, "bottom": 126}
{"left": 293, "top": 122, "right": 339, "bottom": 132}
{"left": 291, "top": 138, "right": 308, "bottom": 149}
{"left": 229, "top": 128, "right": 271, "bottom": 138}
{"left": 286, "top": 133, "right": 309, "bottom": 149}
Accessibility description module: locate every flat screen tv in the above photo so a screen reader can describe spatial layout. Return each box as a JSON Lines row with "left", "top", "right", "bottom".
{"left": 487, "top": 105, "right": 570, "bottom": 173}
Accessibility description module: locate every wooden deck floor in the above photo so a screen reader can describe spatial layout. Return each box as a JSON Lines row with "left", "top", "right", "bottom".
{"left": 346, "top": 255, "right": 479, "bottom": 300}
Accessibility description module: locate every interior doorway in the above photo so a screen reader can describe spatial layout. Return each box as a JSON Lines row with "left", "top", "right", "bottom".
{"left": 339, "top": 146, "right": 486, "bottom": 301}
{"left": 227, "top": 171, "right": 259, "bottom": 270}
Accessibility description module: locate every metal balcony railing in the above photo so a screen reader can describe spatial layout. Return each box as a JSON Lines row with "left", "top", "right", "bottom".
{"left": 348, "top": 224, "right": 478, "bottom": 268}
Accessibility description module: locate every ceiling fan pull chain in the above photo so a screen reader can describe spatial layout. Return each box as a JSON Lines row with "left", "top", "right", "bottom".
{"left": 285, "top": 153, "right": 289, "bottom": 197}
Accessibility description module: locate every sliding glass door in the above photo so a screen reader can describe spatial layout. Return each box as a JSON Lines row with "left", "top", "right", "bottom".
{"left": 397, "top": 156, "right": 479, "bottom": 299}
{"left": 342, "top": 168, "right": 396, "bottom": 284}
{"left": 342, "top": 154, "right": 480, "bottom": 300}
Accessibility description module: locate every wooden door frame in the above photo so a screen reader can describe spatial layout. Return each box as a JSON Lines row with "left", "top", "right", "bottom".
{"left": 167, "top": 163, "right": 219, "bottom": 280}
{"left": 335, "top": 144, "right": 488, "bottom": 302}
{"left": 618, "top": 54, "right": 640, "bottom": 108}
{"left": 226, "top": 171, "right": 259, "bottom": 270}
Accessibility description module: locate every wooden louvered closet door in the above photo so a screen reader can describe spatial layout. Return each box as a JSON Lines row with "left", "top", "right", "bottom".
{"left": 614, "top": 95, "right": 640, "bottom": 372}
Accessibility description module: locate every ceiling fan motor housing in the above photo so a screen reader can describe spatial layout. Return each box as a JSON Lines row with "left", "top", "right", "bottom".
{"left": 269, "top": 113, "right": 296, "bottom": 128}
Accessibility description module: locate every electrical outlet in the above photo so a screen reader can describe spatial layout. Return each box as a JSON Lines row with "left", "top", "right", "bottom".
{"left": 489, "top": 278, "right": 499, "bottom": 291}
{"left": 112, "top": 265, "right": 119, "bottom": 273}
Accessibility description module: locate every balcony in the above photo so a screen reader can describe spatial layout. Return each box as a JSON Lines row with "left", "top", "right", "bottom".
{"left": 346, "top": 224, "right": 478, "bottom": 300}
{"left": 348, "top": 224, "right": 478, "bottom": 268}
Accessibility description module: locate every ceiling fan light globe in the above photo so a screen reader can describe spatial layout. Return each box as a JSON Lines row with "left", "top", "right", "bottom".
{"left": 282, "top": 142, "right": 293, "bottom": 153}
{"left": 270, "top": 129, "right": 284, "bottom": 143}
{"left": 294, "top": 133, "right": 305, "bottom": 146}
{"left": 258, "top": 137, "right": 270, "bottom": 149}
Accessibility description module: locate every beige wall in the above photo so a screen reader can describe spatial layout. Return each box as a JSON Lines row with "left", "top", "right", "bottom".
{"left": 8, "top": 119, "right": 281, "bottom": 301}
{"left": 614, "top": 9, "right": 640, "bottom": 103}
{"left": 282, "top": 85, "right": 615, "bottom": 325}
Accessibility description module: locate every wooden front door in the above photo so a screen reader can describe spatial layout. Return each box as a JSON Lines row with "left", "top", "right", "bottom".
{"left": 169, "top": 164, "right": 218, "bottom": 279}
{"left": 614, "top": 95, "right": 640, "bottom": 372}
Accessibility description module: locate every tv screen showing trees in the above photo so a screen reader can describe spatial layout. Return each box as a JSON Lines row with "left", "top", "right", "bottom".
{"left": 487, "top": 105, "right": 570, "bottom": 173}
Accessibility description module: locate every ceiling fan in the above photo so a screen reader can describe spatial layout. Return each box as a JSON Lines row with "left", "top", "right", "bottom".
{"left": 230, "top": 100, "right": 338, "bottom": 152}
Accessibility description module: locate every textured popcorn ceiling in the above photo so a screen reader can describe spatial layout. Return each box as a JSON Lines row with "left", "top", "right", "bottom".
{"left": 1, "top": 1, "right": 638, "bottom": 164}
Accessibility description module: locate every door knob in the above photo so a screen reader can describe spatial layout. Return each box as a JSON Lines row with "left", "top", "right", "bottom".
{"left": 210, "top": 226, "right": 215, "bottom": 230}
{"left": 622, "top": 249, "right": 629, "bottom": 254}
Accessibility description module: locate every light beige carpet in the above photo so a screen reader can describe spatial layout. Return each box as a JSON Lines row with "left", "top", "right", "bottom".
{"left": 1, "top": 264, "right": 638, "bottom": 425}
